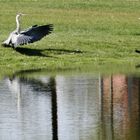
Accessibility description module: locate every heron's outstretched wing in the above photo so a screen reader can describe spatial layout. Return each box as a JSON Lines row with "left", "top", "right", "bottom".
{"left": 16, "top": 24, "right": 53, "bottom": 46}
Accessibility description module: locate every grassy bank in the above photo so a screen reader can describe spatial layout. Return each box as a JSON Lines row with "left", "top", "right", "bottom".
{"left": 0, "top": 0, "right": 140, "bottom": 74}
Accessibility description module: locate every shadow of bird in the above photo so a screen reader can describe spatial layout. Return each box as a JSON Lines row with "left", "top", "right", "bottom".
{"left": 15, "top": 47, "right": 51, "bottom": 57}
{"left": 15, "top": 47, "right": 84, "bottom": 57}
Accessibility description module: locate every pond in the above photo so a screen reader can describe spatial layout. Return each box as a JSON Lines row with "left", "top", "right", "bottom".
{"left": 0, "top": 70, "right": 140, "bottom": 140}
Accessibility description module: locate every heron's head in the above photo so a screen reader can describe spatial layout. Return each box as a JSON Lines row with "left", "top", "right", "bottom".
{"left": 16, "top": 13, "right": 26, "bottom": 19}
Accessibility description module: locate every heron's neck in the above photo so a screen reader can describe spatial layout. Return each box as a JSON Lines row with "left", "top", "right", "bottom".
{"left": 16, "top": 16, "right": 20, "bottom": 33}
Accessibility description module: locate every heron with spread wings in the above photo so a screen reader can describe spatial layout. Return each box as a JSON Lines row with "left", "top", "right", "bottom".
{"left": 2, "top": 13, "right": 53, "bottom": 48}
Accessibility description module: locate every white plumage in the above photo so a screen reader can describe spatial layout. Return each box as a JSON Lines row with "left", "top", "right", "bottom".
{"left": 2, "top": 13, "right": 53, "bottom": 48}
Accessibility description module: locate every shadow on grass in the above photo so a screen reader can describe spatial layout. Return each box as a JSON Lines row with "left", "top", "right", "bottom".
{"left": 136, "top": 64, "right": 140, "bottom": 68}
{"left": 45, "top": 48, "right": 84, "bottom": 54}
{"left": 135, "top": 49, "right": 140, "bottom": 54}
{"left": 15, "top": 47, "right": 51, "bottom": 57}
{"left": 132, "top": 33, "right": 140, "bottom": 36}
{"left": 135, "top": 50, "right": 140, "bottom": 68}
{"left": 15, "top": 47, "right": 84, "bottom": 57}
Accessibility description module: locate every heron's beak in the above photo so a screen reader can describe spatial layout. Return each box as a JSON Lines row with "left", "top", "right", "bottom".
{"left": 22, "top": 13, "right": 27, "bottom": 16}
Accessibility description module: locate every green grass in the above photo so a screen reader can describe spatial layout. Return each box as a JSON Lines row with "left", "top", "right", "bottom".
{"left": 0, "top": 0, "right": 140, "bottom": 75}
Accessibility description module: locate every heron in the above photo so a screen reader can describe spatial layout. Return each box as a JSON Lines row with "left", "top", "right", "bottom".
{"left": 2, "top": 13, "right": 53, "bottom": 48}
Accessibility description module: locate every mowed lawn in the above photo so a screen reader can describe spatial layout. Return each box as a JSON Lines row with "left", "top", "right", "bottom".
{"left": 0, "top": 0, "right": 140, "bottom": 74}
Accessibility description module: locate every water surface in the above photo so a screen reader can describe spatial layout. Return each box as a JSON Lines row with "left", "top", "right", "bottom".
{"left": 0, "top": 71, "right": 140, "bottom": 140}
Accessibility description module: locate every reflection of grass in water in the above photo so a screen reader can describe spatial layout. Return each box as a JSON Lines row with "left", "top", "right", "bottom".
{"left": 2, "top": 62, "right": 140, "bottom": 80}
{"left": 0, "top": 0, "right": 140, "bottom": 73}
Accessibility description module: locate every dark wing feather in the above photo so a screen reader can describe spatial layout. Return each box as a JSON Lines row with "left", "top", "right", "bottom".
{"left": 16, "top": 24, "right": 53, "bottom": 46}
{"left": 22, "top": 24, "right": 53, "bottom": 42}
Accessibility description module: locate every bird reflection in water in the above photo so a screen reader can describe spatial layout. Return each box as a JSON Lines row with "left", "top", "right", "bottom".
{"left": 5, "top": 74, "right": 58, "bottom": 140}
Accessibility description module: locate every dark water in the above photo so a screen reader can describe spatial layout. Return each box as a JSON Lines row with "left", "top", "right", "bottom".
{"left": 0, "top": 71, "right": 140, "bottom": 140}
